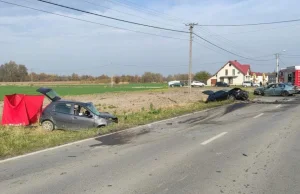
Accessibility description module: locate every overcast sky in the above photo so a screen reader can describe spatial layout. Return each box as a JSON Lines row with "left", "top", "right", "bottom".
{"left": 1, "top": 0, "right": 300, "bottom": 76}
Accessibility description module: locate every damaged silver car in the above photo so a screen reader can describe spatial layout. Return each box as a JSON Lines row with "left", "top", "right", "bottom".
{"left": 37, "top": 87, "right": 118, "bottom": 131}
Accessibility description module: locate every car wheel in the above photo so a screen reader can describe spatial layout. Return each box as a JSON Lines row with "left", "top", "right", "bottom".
{"left": 42, "top": 120, "right": 55, "bottom": 131}
{"left": 282, "top": 91, "right": 289, "bottom": 97}
{"left": 171, "top": 85, "right": 174, "bottom": 88}
{"left": 228, "top": 95, "right": 235, "bottom": 100}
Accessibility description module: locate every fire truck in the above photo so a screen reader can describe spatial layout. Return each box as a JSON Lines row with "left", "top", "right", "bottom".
{"left": 279, "top": 66, "right": 300, "bottom": 87}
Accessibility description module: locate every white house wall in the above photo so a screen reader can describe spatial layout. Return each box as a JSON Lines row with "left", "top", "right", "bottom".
{"left": 207, "top": 62, "right": 248, "bottom": 86}
{"left": 253, "top": 76, "right": 269, "bottom": 84}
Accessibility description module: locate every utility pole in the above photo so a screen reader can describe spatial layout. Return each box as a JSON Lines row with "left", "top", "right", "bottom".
{"left": 30, "top": 68, "right": 33, "bottom": 82}
{"left": 111, "top": 74, "right": 114, "bottom": 87}
{"left": 276, "top": 53, "right": 279, "bottom": 83}
{"left": 186, "top": 23, "right": 197, "bottom": 94}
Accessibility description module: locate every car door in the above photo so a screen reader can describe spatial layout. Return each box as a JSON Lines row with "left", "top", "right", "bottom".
{"left": 52, "top": 102, "right": 74, "bottom": 129}
{"left": 71, "top": 104, "right": 96, "bottom": 129}
{"left": 264, "top": 84, "right": 275, "bottom": 96}
{"left": 274, "top": 84, "right": 284, "bottom": 95}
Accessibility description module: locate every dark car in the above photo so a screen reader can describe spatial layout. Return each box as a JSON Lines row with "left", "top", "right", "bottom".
{"left": 203, "top": 88, "right": 249, "bottom": 103}
{"left": 37, "top": 87, "right": 118, "bottom": 131}
{"left": 215, "top": 81, "right": 229, "bottom": 87}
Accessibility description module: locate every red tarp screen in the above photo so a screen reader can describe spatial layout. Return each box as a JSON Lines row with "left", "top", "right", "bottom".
{"left": 1, "top": 94, "right": 44, "bottom": 126}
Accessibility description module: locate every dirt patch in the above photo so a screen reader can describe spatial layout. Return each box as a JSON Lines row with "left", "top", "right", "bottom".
{"left": 63, "top": 88, "right": 213, "bottom": 114}
{"left": 0, "top": 87, "right": 224, "bottom": 118}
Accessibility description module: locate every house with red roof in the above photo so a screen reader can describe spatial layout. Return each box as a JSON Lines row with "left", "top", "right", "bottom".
{"left": 207, "top": 60, "right": 268, "bottom": 86}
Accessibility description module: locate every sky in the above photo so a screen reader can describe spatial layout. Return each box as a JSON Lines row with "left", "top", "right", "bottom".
{"left": 1, "top": 0, "right": 300, "bottom": 76}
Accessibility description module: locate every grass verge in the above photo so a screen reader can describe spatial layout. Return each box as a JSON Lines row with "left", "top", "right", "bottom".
{"left": 0, "top": 100, "right": 233, "bottom": 159}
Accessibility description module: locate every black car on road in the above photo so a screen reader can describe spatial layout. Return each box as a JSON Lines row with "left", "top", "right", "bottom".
{"left": 37, "top": 87, "right": 118, "bottom": 131}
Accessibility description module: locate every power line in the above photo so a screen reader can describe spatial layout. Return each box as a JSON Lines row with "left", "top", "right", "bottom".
{"left": 194, "top": 27, "right": 259, "bottom": 57}
{"left": 279, "top": 58, "right": 287, "bottom": 66}
{"left": 198, "top": 18, "right": 300, "bottom": 27}
{"left": 104, "top": 0, "right": 185, "bottom": 24}
{"left": 35, "top": 0, "right": 189, "bottom": 33}
{"left": 282, "top": 54, "right": 300, "bottom": 57}
{"left": 193, "top": 32, "right": 274, "bottom": 61}
{"left": 79, "top": 0, "right": 182, "bottom": 28}
{"left": 0, "top": 0, "right": 188, "bottom": 40}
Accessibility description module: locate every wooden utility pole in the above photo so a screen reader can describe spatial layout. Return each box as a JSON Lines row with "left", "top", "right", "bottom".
{"left": 186, "top": 23, "right": 198, "bottom": 94}
{"left": 111, "top": 74, "right": 114, "bottom": 87}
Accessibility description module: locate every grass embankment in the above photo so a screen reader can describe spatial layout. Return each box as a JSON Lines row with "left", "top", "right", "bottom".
{"left": 0, "top": 83, "right": 167, "bottom": 100}
{"left": 0, "top": 100, "right": 232, "bottom": 159}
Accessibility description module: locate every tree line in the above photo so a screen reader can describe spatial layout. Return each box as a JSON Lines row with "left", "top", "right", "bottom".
{"left": 0, "top": 61, "right": 211, "bottom": 83}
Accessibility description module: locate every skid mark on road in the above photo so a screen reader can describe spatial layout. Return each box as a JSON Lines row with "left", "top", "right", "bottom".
{"left": 201, "top": 132, "right": 228, "bottom": 145}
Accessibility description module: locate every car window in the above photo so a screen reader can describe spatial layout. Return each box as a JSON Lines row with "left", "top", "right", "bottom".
{"left": 55, "top": 103, "right": 72, "bottom": 114}
{"left": 74, "top": 104, "right": 91, "bottom": 117}
{"left": 278, "top": 84, "right": 285, "bottom": 88}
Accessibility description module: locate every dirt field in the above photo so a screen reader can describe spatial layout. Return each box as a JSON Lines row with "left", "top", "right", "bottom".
{"left": 0, "top": 88, "right": 212, "bottom": 117}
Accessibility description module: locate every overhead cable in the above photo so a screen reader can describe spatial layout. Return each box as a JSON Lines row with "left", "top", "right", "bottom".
{"left": 35, "top": 0, "right": 189, "bottom": 33}
{"left": 198, "top": 19, "right": 300, "bottom": 27}
{"left": 193, "top": 32, "right": 274, "bottom": 61}
{"left": 0, "top": 0, "right": 188, "bottom": 40}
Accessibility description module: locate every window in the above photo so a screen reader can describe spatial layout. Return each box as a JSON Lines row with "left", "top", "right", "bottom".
{"left": 229, "top": 78, "right": 233, "bottom": 84}
{"left": 55, "top": 103, "right": 72, "bottom": 114}
{"left": 232, "top": 69, "right": 235, "bottom": 76}
{"left": 74, "top": 104, "right": 91, "bottom": 117}
{"left": 225, "top": 69, "right": 228, "bottom": 75}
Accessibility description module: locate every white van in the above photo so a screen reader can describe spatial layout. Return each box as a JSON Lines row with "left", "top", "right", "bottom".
{"left": 242, "top": 81, "right": 252, "bottom": 87}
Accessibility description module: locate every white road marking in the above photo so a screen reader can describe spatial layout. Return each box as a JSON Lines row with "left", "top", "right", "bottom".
{"left": 178, "top": 175, "right": 189, "bottom": 182}
{"left": 276, "top": 104, "right": 281, "bottom": 108}
{"left": 201, "top": 132, "right": 228, "bottom": 145}
{"left": 253, "top": 113, "right": 264, "bottom": 119}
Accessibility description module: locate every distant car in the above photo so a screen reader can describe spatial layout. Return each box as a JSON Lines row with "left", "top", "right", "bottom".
{"left": 242, "top": 81, "right": 252, "bottom": 87}
{"left": 168, "top": 81, "right": 184, "bottom": 87}
{"left": 37, "top": 87, "right": 118, "bottom": 131}
{"left": 252, "top": 83, "right": 260, "bottom": 87}
{"left": 191, "top": 81, "right": 205, "bottom": 87}
{"left": 203, "top": 88, "right": 249, "bottom": 102}
{"left": 242, "top": 81, "right": 260, "bottom": 87}
{"left": 254, "top": 83, "right": 295, "bottom": 96}
{"left": 215, "top": 82, "right": 229, "bottom": 87}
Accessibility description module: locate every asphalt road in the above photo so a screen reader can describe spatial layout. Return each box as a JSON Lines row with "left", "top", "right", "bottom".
{"left": 1, "top": 95, "right": 300, "bottom": 194}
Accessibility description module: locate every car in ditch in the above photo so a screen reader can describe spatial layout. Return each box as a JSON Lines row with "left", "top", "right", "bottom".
{"left": 254, "top": 83, "right": 296, "bottom": 96}
{"left": 37, "top": 87, "right": 118, "bottom": 131}
{"left": 203, "top": 88, "right": 249, "bottom": 103}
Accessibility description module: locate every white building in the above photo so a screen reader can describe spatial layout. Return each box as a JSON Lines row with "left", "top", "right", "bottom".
{"left": 207, "top": 60, "right": 251, "bottom": 86}
{"left": 250, "top": 72, "right": 268, "bottom": 85}
{"left": 207, "top": 60, "right": 268, "bottom": 86}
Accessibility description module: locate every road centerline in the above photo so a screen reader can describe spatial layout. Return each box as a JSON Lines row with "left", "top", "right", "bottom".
{"left": 276, "top": 104, "right": 281, "bottom": 108}
{"left": 253, "top": 113, "right": 264, "bottom": 119}
{"left": 201, "top": 132, "right": 228, "bottom": 145}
